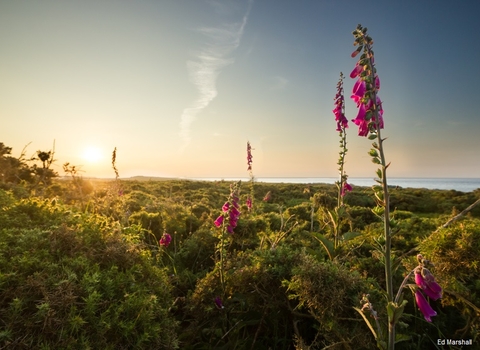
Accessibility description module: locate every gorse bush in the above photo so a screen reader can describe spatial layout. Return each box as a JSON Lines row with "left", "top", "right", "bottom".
{"left": 0, "top": 192, "right": 178, "bottom": 349}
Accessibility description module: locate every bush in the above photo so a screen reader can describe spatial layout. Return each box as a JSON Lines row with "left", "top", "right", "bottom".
{"left": 286, "top": 254, "right": 376, "bottom": 348}
{"left": 0, "top": 200, "right": 178, "bottom": 349}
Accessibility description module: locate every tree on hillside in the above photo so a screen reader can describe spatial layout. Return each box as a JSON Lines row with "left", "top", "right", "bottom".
{"left": 0, "top": 142, "right": 34, "bottom": 185}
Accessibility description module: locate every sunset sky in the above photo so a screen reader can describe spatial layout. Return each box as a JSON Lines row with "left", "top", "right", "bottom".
{"left": 1, "top": 1, "right": 479, "bottom": 179}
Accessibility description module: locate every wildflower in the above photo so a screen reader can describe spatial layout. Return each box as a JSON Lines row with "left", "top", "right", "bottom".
{"left": 227, "top": 198, "right": 240, "bottom": 234}
{"left": 246, "top": 197, "right": 252, "bottom": 210}
{"left": 333, "top": 72, "right": 348, "bottom": 132}
{"left": 341, "top": 182, "right": 353, "bottom": 197}
{"left": 350, "top": 28, "right": 384, "bottom": 137}
{"left": 351, "top": 79, "right": 366, "bottom": 105}
{"left": 215, "top": 182, "right": 241, "bottom": 233}
{"left": 350, "top": 62, "right": 363, "bottom": 78}
{"left": 214, "top": 296, "right": 224, "bottom": 309}
{"left": 214, "top": 215, "right": 224, "bottom": 227}
{"left": 414, "top": 267, "right": 442, "bottom": 300}
{"left": 415, "top": 289, "right": 437, "bottom": 322}
{"left": 247, "top": 141, "right": 253, "bottom": 171}
{"left": 222, "top": 202, "right": 230, "bottom": 212}
{"left": 263, "top": 191, "right": 271, "bottom": 201}
{"left": 159, "top": 232, "right": 172, "bottom": 247}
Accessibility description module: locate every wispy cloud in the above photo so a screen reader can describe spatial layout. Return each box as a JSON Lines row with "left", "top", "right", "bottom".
{"left": 179, "top": 0, "right": 253, "bottom": 151}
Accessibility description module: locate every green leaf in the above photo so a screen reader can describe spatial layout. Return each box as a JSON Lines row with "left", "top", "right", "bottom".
{"left": 342, "top": 232, "right": 362, "bottom": 241}
{"left": 311, "top": 232, "right": 334, "bottom": 260}
{"left": 336, "top": 205, "right": 346, "bottom": 217}
{"left": 395, "top": 333, "right": 411, "bottom": 344}
{"left": 387, "top": 300, "right": 408, "bottom": 325}
{"left": 353, "top": 307, "right": 377, "bottom": 340}
{"left": 376, "top": 169, "right": 382, "bottom": 179}
{"left": 372, "top": 206, "right": 384, "bottom": 217}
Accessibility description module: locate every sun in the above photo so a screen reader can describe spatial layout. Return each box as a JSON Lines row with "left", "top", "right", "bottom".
{"left": 82, "top": 146, "right": 103, "bottom": 163}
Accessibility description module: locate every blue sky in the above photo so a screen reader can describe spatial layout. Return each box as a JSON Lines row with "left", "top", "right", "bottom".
{"left": 1, "top": 0, "right": 479, "bottom": 178}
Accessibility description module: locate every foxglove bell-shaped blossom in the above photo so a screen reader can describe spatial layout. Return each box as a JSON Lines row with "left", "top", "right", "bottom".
{"left": 375, "top": 75, "right": 380, "bottom": 90}
{"left": 415, "top": 267, "right": 442, "bottom": 300}
{"left": 214, "top": 215, "right": 224, "bottom": 227}
{"left": 214, "top": 297, "right": 224, "bottom": 309}
{"left": 222, "top": 202, "right": 230, "bottom": 212}
{"left": 333, "top": 100, "right": 348, "bottom": 131}
{"left": 415, "top": 290, "right": 437, "bottom": 322}
{"left": 351, "top": 79, "right": 366, "bottom": 105}
{"left": 350, "top": 62, "right": 363, "bottom": 78}
{"left": 159, "top": 233, "right": 172, "bottom": 247}
{"left": 341, "top": 182, "right": 353, "bottom": 197}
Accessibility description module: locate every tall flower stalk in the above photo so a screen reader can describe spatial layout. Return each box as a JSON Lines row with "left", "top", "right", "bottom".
{"left": 313, "top": 73, "right": 358, "bottom": 259}
{"left": 214, "top": 181, "right": 241, "bottom": 294}
{"left": 246, "top": 141, "right": 254, "bottom": 212}
{"left": 350, "top": 24, "right": 396, "bottom": 349}
{"left": 333, "top": 72, "right": 352, "bottom": 248}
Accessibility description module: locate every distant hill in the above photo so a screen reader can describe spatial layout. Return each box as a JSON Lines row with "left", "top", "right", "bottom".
{"left": 126, "top": 176, "right": 182, "bottom": 181}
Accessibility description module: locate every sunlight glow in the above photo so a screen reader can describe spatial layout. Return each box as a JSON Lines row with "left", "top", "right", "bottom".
{"left": 82, "top": 146, "right": 103, "bottom": 163}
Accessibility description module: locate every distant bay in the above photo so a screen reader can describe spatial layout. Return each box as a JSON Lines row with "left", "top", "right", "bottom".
{"left": 189, "top": 177, "right": 480, "bottom": 192}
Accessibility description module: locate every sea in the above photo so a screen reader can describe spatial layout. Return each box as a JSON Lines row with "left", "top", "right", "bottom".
{"left": 189, "top": 177, "right": 480, "bottom": 193}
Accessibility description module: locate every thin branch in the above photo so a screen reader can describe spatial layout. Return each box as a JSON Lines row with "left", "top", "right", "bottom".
{"left": 435, "top": 198, "right": 480, "bottom": 232}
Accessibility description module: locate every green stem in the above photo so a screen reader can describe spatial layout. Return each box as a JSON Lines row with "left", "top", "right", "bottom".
{"left": 364, "top": 40, "right": 393, "bottom": 349}
{"left": 394, "top": 271, "right": 414, "bottom": 304}
{"left": 335, "top": 125, "right": 347, "bottom": 249}
{"left": 163, "top": 250, "right": 177, "bottom": 275}
{"left": 219, "top": 224, "right": 226, "bottom": 295}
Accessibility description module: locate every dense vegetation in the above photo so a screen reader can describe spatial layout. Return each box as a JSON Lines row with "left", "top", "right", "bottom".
{"left": 1, "top": 142, "right": 480, "bottom": 349}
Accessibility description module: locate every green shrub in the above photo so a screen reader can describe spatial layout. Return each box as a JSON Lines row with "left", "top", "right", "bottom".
{"left": 285, "top": 254, "right": 376, "bottom": 348}
{"left": 416, "top": 219, "right": 480, "bottom": 342}
{"left": 0, "top": 200, "right": 178, "bottom": 349}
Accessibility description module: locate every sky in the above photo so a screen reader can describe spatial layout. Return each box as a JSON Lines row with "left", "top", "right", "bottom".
{"left": 1, "top": 0, "right": 480, "bottom": 179}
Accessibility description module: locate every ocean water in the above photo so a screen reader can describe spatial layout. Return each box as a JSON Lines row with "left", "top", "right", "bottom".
{"left": 190, "top": 177, "right": 480, "bottom": 192}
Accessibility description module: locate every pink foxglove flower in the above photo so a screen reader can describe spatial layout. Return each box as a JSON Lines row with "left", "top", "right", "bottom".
{"left": 159, "top": 233, "right": 172, "bottom": 247}
{"left": 415, "top": 267, "right": 442, "bottom": 300}
{"left": 222, "top": 202, "right": 230, "bottom": 212}
{"left": 333, "top": 73, "right": 348, "bottom": 132}
{"left": 415, "top": 289, "right": 437, "bottom": 322}
{"left": 247, "top": 141, "right": 253, "bottom": 171}
{"left": 214, "top": 215, "right": 224, "bottom": 227}
{"left": 215, "top": 182, "right": 241, "bottom": 233}
{"left": 350, "top": 31, "right": 384, "bottom": 137}
{"left": 350, "top": 62, "right": 363, "bottom": 78}
{"left": 214, "top": 296, "right": 224, "bottom": 309}
{"left": 351, "top": 79, "right": 366, "bottom": 105}
{"left": 340, "top": 182, "right": 353, "bottom": 197}
{"left": 246, "top": 197, "right": 252, "bottom": 210}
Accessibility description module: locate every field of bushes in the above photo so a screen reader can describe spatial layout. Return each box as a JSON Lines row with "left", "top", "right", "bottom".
{"left": 1, "top": 164, "right": 480, "bottom": 349}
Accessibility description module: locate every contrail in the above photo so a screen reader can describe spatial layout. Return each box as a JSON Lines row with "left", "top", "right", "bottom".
{"left": 179, "top": 0, "right": 253, "bottom": 151}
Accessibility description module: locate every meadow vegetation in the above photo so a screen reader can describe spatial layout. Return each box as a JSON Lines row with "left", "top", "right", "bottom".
{"left": 1, "top": 141, "right": 479, "bottom": 349}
